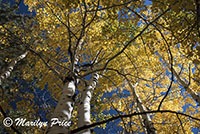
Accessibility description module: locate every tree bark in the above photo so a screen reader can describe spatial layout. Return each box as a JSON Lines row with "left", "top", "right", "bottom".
{"left": 47, "top": 79, "right": 76, "bottom": 134}
{"left": 127, "top": 81, "right": 157, "bottom": 134}
{"left": 0, "top": 51, "right": 28, "bottom": 85}
{"left": 163, "top": 59, "right": 200, "bottom": 105}
{"left": 77, "top": 73, "right": 99, "bottom": 134}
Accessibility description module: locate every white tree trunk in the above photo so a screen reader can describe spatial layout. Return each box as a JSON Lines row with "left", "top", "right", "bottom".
{"left": 173, "top": 70, "right": 200, "bottom": 105}
{"left": 47, "top": 80, "right": 76, "bottom": 134}
{"left": 0, "top": 51, "right": 28, "bottom": 85}
{"left": 77, "top": 73, "right": 99, "bottom": 134}
{"left": 162, "top": 58, "right": 200, "bottom": 105}
{"left": 128, "top": 81, "right": 157, "bottom": 134}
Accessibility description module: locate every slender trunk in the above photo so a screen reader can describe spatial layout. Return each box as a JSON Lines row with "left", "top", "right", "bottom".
{"left": 137, "top": 108, "right": 148, "bottom": 134}
{"left": 0, "top": 52, "right": 27, "bottom": 133}
{"left": 163, "top": 59, "right": 200, "bottom": 105}
{"left": 0, "top": 51, "right": 28, "bottom": 85}
{"left": 47, "top": 48, "right": 80, "bottom": 134}
{"left": 77, "top": 73, "right": 99, "bottom": 134}
{"left": 47, "top": 79, "right": 76, "bottom": 134}
{"left": 128, "top": 81, "right": 157, "bottom": 134}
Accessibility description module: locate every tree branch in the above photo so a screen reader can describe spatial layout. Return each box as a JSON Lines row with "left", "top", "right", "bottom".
{"left": 71, "top": 110, "right": 200, "bottom": 133}
{"left": 28, "top": 48, "right": 63, "bottom": 81}
{"left": 81, "top": 7, "right": 170, "bottom": 78}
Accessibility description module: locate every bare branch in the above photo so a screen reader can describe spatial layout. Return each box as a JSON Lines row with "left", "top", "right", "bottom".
{"left": 81, "top": 8, "right": 170, "bottom": 77}
{"left": 87, "top": 0, "right": 132, "bottom": 12}
{"left": 28, "top": 48, "right": 63, "bottom": 81}
{"left": 129, "top": 7, "right": 175, "bottom": 110}
{"left": 45, "top": 2, "right": 78, "bottom": 39}
{"left": 176, "top": 113, "right": 186, "bottom": 134}
{"left": 71, "top": 110, "right": 200, "bottom": 133}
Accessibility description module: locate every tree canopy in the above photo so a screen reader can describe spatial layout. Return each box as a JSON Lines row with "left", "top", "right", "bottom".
{"left": 0, "top": 0, "right": 200, "bottom": 133}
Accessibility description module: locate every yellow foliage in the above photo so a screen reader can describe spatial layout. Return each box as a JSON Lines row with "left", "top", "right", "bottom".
{"left": 1, "top": 0, "right": 198, "bottom": 133}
